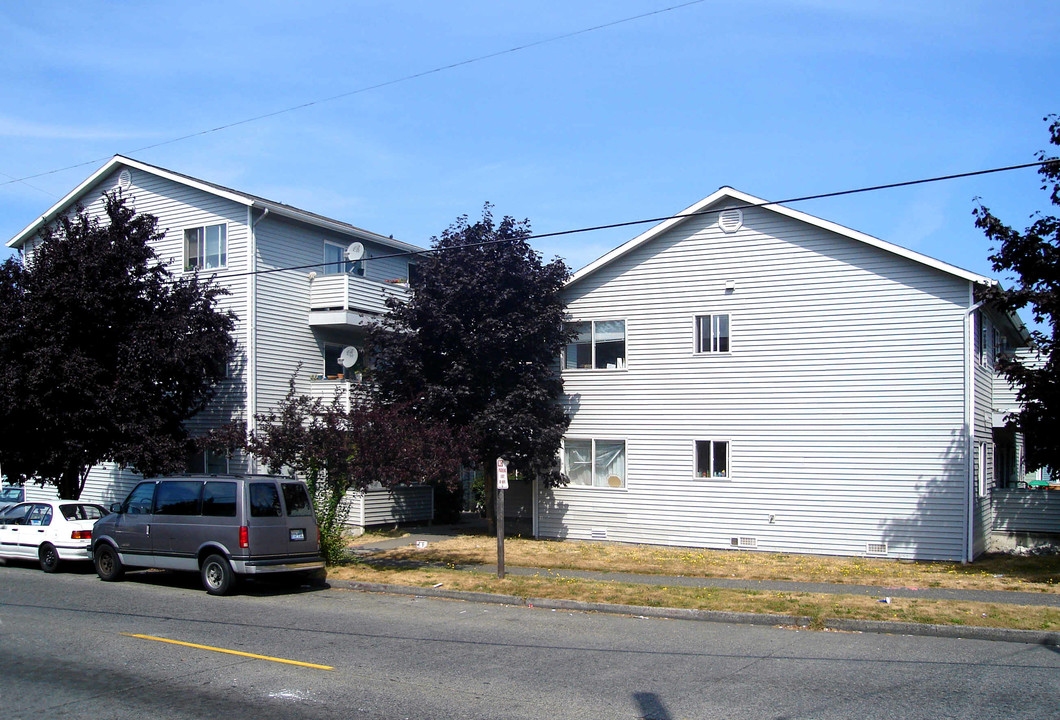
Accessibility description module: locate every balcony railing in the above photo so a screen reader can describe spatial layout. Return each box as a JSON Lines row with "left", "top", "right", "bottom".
{"left": 309, "top": 274, "right": 408, "bottom": 317}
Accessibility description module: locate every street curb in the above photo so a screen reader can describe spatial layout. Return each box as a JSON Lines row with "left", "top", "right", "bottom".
{"left": 329, "top": 579, "right": 1060, "bottom": 647}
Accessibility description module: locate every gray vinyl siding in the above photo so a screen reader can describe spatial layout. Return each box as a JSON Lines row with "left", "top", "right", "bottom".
{"left": 972, "top": 312, "right": 997, "bottom": 557}
{"left": 992, "top": 488, "right": 1060, "bottom": 534}
{"left": 540, "top": 205, "right": 973, "bottom": 560}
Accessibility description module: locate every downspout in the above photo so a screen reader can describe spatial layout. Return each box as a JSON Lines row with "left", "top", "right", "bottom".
{"left": 964, "top": 293, "right": 985, "bottom": 563}
{"left": 246, "top": 207, "right": 269, "bottom": 474}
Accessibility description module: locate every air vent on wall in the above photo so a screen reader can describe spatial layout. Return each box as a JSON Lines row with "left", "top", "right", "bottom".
{"left": 118, "top": 169, "right": 132, "bottom": 189}
{"left": 718, "top": 207, "right": 743, "bottom": 234}
{"left": 590, "top": 528, "right": 607, "bottom": 540}
{"left": 730, "top": 536, "right": 757, "bottom": 548}
{"left": 866, "top": 542, "right": 888, "bottom": 556}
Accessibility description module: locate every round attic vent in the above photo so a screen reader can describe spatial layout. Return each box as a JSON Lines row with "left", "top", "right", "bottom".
{"left": 718, "top": 207, "right": 743, "bottom": 233}
{"left": 118, "top": 169, "right": 131, "bottom": 189}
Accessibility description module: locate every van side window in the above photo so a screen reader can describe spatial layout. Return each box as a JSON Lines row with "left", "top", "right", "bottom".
{"left": 282, "top": 483, "right": 313, "bottom": 517}
{"left": 154, "top": 481, "right": 203, "bottom": 516}
{"left": 249, "top": 483, "right": 282, "bottom": 517}
{"left": 202, "top": 482, "right": 237, "bottom": 517}
{"left": 123, "top": 482, "right": 156, "bottom": 515}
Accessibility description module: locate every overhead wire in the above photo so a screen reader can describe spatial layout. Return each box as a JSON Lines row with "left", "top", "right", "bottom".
{"left": 198, "top": 157, "right": 1056, "bottom": 281}
{"left": 0, "top": 0, "right": 709, "bottom": 189}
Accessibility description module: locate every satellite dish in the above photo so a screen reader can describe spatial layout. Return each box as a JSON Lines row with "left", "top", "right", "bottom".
{"left": 345, "top": 242, "right": 365, "bottom": 262}
{"left": 338, "top": 346, "right": 359, "bottom": 368}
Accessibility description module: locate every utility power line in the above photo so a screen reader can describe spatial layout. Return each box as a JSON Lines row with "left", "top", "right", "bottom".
{"left": 0, "top": 0, "right": 709, "bottom": 189}
{"left": 201, "top": 157, "right": 1055, "bottom": 281}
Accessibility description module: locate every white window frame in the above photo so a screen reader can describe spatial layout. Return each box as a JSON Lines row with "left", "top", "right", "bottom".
{"left": 694, "top": 439, "right": 731, "bottom": 479}
{"left": 323, "top": 240, "right": 366, "bottom": 276}
{"left": 183, "top": 223, "right": 228, "bottom": 272}
{"left": 563, "top": 319, "right": 627, "bottom": 371}
{"left": 693, "top": 313, "right": 731, "bottom": 354}
{"left": 977, "top": 441, "right": 988, "bottom": 497}
{"left": 562, "top": 437, "right": 627, "bottom": 489}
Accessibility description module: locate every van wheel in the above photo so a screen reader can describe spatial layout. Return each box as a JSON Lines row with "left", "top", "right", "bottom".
{"left": 39, "top": 543, "right": 60, "bottom": 573}
{"left": 94, "top": 544, "right": 124, "bottom": 581}
{"left": 201, "top": 554, "right": 235, "bottom": 596}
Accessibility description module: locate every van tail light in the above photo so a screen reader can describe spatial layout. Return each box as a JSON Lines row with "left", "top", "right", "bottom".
{"left": 239, "top": 526, "right": 249, "bottom": 549}
{"left": 71, "top": 530, "right": 92, "bottom": 540}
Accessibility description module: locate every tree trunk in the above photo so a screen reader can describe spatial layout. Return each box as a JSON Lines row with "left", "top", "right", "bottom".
{"left": 57, "top": 465, "right": 87, "bottom": 500}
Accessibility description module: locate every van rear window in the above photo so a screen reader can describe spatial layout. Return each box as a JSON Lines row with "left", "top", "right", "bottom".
{"left": 249, "top": 483, "right": 282, "bottom": 517}
{"left": 282, "top": 483, "right": 313, "bottom": 517}
{"left": 202, "top": 482, "right": 237, "bottom": 517}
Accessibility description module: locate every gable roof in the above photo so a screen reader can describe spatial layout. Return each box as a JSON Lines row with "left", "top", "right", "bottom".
{"left": 568, "top": 186, "right": 994, "bottom": 287}
{"left": 6, "top": 155, "right": 422, "bottom": 252}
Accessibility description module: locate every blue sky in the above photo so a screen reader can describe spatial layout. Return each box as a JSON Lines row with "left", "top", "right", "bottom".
{"left": 1, "top": 1, "right": 1057, "bottom": 287}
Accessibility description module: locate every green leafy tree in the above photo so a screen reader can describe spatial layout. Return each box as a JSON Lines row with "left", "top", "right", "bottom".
{"left": 0, "top": 194, "right": 236, "bottom": 498}
{"left": 369, "top": 205, "right": 573, "bottom": 530}
{"left": 975, "top": 115, "right": 1060, "bottom": 473}
{"left": 221, "top": 381, "right": 467, "bottom": 563}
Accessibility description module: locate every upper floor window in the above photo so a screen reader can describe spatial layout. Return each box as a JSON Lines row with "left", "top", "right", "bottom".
{"left": 564, "top": 320, "right": 626, "bottom": 370}
{"left": 324, "top": 241, "right": 366, "bottom": 276}
{"left": 695, "top": 313, "right": 730, "bottom": 354}
{"left": 184, "top": 224, "right": 227, "bottom": 271}
{"left": 407, "top": 262, "right": 422, "bottom": 287}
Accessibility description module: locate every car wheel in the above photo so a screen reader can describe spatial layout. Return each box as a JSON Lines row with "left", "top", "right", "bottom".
{"left": 94, "top": 544, "right": 124, "bottom": 582}
{"left": 39, "top": 543, "right": 61, "bottom": 573}
{"left": 201, "top": 554, "right": 235, "bottom": 596}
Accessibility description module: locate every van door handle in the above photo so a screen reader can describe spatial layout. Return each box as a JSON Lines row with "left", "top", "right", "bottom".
{"left": 146, "top": 524, "right": 150, "bottom": 536}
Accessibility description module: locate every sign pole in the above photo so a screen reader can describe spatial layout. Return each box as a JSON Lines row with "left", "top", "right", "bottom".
{"left": 496, "top": 457, "right": 508, "bottom": 579}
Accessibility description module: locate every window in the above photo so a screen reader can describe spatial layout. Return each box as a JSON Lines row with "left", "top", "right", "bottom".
{"left": 564, "top": 320, "right": 626, "bottom": 370}
{"left": 184, "top": 224, "right": 227, "bottom": 271}
{"left": 977, "top": 442, "right": 988, "bottom": 496}
{"left": 695, "top": 440, "right": 729, "bottom": 478}
{"left": 407, "top": 262, "right": 421, "bottom": 287}
{"left": 154, "top": 481, "right": 203, "bottom": 516}
{"left": 187, "top": 448, "right": 229, "bottom": 474}
{"left": 122, "top": 482, "right": 156, "bottom": 515}
{"left": 324, "top": 242, "right": 365, "bottom": 276}
{"left": 323, "top": 343, "right": 362, "bottom": 380}
{"left": 695, "top": 314, "right": 730, "bottom": 353}
{"left": 282, "top": 483, "right": 313, "bottom": 517}
{"left": 564, "top": 438, "right": 626, "bottom": 488}
{"left": 202, "top": 482, "right": 237, "bottom": 517}
{"left": 249, "top": 482, "right": 282, "bottom": 517}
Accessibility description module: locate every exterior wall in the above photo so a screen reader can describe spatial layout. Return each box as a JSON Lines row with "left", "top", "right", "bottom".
{"left": 23, "top": 168, "right": 253, "bottom": 502}
{"left": 992, "top": 488, "right": 1060, "bottom": 535}
{"left": 539, "top": 204, "right": 973, "bottom": 560}
{"left": 343, "top": 486, "right": 434, "bottom": 528}
{"left": 972, "top": 311, "right": 997, "bottom": 557}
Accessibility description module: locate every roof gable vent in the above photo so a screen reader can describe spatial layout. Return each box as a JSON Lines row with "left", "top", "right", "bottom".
{"left": 718, "top": 207, "right": 743, "bottom": 234}
{"left": 118, "top": 169, "right": 132, "bottom": 190}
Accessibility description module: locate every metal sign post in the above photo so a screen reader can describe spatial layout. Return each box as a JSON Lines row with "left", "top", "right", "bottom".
{"left": 496, "top": 457, "right": 508, "bottom": 579}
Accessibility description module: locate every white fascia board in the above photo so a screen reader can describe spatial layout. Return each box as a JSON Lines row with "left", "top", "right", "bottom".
{"left": 567, "top": 186, "right": 993, "bottom": 288}
{"left": 6, "top": 155, "right": 252, "bottom": 249}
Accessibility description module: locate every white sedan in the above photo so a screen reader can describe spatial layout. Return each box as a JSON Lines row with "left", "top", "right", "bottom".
{"left": 0, "top": 501, "right": 107, "bottom": 572}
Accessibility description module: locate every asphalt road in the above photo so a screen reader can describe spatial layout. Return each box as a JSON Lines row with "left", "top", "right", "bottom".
{"left": 0, "top": 561, "right": 1058, "bottom": 720}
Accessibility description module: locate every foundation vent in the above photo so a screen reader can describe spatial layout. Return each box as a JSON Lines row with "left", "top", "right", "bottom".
{"left": 866, "top": 542, "right": 889, "bottom": 556}
{"left": 590, "top": 528, "right": 607, "bottom": 541}
{"left": 730, "top": 536, "right": 757, "bottom": 548}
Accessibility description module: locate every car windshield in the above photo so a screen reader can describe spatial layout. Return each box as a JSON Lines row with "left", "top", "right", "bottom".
{"left": 0, "top": 488, "right": 22, "bottom": 502}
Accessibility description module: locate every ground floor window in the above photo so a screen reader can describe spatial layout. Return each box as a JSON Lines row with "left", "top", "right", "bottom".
{"left": 695, "top": 440, "right": 729, "bottom": 478}
{"left": 564, "top": 438, "right": 626, "bottom": 488}
{"left": 187, "top": 448, "right": 229, "bottom": 475}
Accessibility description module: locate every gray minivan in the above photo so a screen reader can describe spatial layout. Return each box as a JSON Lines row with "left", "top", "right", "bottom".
{"left": 92, "top": 475, "right": 325, "bottom": 595}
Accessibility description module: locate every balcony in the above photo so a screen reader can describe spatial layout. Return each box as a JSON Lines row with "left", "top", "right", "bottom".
{"left": 307, "top": 378, "right": 374, "bottom": 412}
{"left": 309, "top": 274, "right": 408, "bottom": 327}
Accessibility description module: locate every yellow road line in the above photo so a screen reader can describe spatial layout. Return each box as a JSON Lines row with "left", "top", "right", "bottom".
{"left": 122, "top": 633, "right": 333, "bottom": 670}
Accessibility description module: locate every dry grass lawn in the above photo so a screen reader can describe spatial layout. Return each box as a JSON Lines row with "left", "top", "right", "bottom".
{"left": 330, "top": 531, "right": 1060, "bottom": 632}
